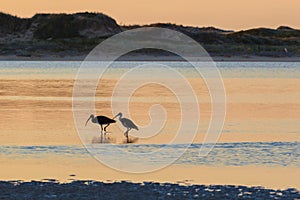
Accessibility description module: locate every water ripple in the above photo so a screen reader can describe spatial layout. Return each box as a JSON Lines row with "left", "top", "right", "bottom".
{"left": 0, "top": 142, "right": 299, "bottom": 167}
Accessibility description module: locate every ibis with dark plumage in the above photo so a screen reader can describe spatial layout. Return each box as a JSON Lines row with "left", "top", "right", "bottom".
{"left": 85, "top": 114, "right": 116, "bottom": 133}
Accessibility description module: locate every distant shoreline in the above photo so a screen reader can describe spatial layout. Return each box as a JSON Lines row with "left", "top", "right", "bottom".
{"left": 1, "top": 55, "right": 300, "bottom": 62}
{"left": 1, "top": 12, "right": 300, "bottom": 62}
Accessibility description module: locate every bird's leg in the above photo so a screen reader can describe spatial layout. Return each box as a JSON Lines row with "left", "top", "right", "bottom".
{"left": 126, "top": 128, "right": 131, "bottom": 143}
{"left": 100, "top": 125, "right": 103, "bottom": 135}
{"left": 124, "top": 129, "right": 129, "bottom": 137}
{"left": 103, "top": 124, "right": 110, "bottom": 135}
{"left": 100, "top": 125, "right": 103, "bottom": 143}
{"left": 100, "top": 133, "right": 103, "bottom": 143}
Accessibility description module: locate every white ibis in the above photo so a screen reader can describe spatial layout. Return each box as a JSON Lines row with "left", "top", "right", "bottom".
{"left": 114, "top": 112, "right": 138, "bottom": 142}
{"left": 85, "top": 114, "right": 116, "bottom": 133}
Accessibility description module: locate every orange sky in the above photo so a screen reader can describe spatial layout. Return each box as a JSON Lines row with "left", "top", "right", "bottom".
{"left": 1, "top": 0, "right": 299, "bottom": 30}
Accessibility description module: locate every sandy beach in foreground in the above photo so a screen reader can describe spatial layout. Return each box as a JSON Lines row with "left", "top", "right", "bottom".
{"left": 0, "top": 157, "right": 299, "bottom": 190}
{"left": 1, "top": 180, "right": 299, "bottom": 200}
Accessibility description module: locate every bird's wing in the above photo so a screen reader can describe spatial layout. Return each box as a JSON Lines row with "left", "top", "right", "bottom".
{"left": 97, "top": 116, "right": 116, "bottom": 124}
{"left": 123, "top": 118, "right": 138, "bottom": 130}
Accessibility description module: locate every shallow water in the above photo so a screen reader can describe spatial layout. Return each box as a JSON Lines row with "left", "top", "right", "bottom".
{"left": 1, "top": 142, "right": 299, "bottom": 167}
{"left": 0, "top": 61, "right": 300, "bottom": 79}
{"left": 0, "top": 61, "right": 299, "bottom": 168}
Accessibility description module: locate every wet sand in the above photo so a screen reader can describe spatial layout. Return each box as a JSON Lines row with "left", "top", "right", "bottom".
{"left": 0, "top": 157, "right": 300, "bottom": 190}
{"left": 0, "top": 180, "right": 299, "bottom": 199}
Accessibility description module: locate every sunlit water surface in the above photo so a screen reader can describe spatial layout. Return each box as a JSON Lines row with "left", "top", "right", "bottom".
{"left": 0, "top": 61, "right": 299, "bottom": 167}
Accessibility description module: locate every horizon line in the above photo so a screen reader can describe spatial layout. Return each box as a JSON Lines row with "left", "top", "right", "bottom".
{"left": 1, "top": 11, "right": 299, "bottom": 32}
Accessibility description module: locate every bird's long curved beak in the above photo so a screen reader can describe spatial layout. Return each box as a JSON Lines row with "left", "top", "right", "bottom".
{"left": 113, "top": 114, "right": 119, "bottom": 119}
{"left": 85, "top": 116, "right": 92, "bottom": 126}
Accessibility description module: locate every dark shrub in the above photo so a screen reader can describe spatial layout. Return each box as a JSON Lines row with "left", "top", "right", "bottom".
{"left": 0, "top": 12, "right": 30, "bottom": 34}
{"left": 34, "top": 14, "right": 80, "bottom": 39}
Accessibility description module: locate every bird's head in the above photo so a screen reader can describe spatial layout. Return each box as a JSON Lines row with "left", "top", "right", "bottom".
{"left": 113, "top": 112, "right": 122, "bottom": 119}
{"left": 85, "top": 114, "right": 94, "bottom": 126}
